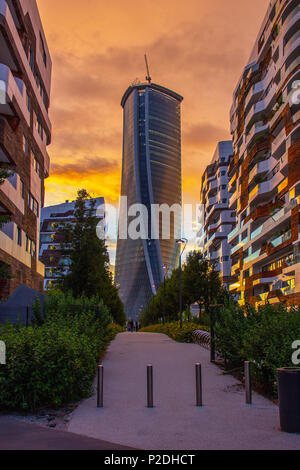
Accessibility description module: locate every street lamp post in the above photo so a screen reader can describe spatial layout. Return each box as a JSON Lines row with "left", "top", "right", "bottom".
{"left": 162, "top": 265, "right": 168, "bottom": 324}
{"left": 209, "top": 303, "right": 223, "bottom": 362}
{"left": 176, "top": 238, "right": 188, "bottom": 329}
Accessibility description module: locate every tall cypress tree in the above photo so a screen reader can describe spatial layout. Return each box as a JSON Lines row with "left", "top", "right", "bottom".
{"left": 57, "top": 189, "right": 126, "bottom": 325}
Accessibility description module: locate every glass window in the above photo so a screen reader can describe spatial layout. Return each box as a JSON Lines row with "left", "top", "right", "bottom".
{"left": 20, "top": 180, "right": 25, "bottom": 199}
{"left": 26, "top": 92, "right": 31, "bottom": 113}
{"left": 17, "top": 227, "right": 22, "bottom": 247}
{"left": 23, "top": 136, "right": 29, "bottom": 156}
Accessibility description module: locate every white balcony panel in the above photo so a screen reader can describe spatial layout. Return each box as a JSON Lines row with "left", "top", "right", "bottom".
{"left": 0, "top": 63, "right": 30, "bottom": 126}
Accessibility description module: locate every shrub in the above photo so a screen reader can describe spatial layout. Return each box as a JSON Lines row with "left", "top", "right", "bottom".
{"left": 0, "top": 292, "right": 113, "bottom": 411}
{"left": 214, "top": 300, "right": 300, "bottom": 397}
{"left": 106, "top": 323, "right": 125, "bottom": 341}
{"left": 141, "top": 322, "right": 209, "bottom": 343}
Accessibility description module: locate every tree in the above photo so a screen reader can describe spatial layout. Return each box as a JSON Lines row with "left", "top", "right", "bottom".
{"left": 56, "top": 189, "right": 126, "bottom": 326}
{"left": 183, "top": 251, "right": 224, "bottom": 315}
{"left": 141, "top": 250, "right": 229, "bottom": 327}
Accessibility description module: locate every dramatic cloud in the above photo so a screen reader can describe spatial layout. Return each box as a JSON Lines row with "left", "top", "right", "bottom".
{"left": 37, "top": 0, "right": 269, "bottom": 208}
{"left": 51, "top": 156, "right": 120, "bottom": 177}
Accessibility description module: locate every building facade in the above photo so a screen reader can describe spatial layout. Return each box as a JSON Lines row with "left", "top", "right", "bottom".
{"left": 0, "top": 0, "right": 51, "bottom": 300}
{"left": 228, "top": 0, "right": 300, "bottom": 307}
{"left": 198, "top": 141, "right": 235, "bottom": 286}
{"left": 115, "top": 82, "right": 183, "bottom": 319}
{"left": 39, "top": 198, "right": 105, "bottom": 290}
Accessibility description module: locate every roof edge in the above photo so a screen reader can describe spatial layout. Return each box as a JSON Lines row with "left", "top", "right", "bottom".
{"left": 121, "top": 82, "right": 184, "bottom": 108}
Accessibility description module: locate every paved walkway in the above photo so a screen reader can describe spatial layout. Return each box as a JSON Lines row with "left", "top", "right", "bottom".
{"left": 0, "top": 415, "right": 134, "bottom": 450}
{"left": 68, "top": 332, "right": 300, "bottom": 450}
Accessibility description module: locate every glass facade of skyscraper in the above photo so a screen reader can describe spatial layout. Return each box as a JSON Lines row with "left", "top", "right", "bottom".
{"left": 115, "top": 83, "right": 183, "bottom": 319}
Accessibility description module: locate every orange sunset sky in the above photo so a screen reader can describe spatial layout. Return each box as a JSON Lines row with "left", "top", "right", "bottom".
{"left": 37, "top": 0, "right": 269, "bottom": 209}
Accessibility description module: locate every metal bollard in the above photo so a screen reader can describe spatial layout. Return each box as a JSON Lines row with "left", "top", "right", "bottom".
{"left": 195, "top": 363, "right": 203, "bottom": 407}
{"left": 147, "top": 364, "right": 154, "bottom": 408}
{"left": 97, "top": 365, "right": 104, "bottom": 408}
{"left": 245, "top": 361, "right": 252, "bottom": 405}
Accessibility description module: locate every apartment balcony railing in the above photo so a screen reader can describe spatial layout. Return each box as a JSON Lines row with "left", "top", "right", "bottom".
{"left": 285, "top": 44, "right": 300, "bottom": 77}
{"left": 285, "top": 255, "right": 300, "bottom": 268}
{"left": 0, "top": 0, "right": 51, "bottom": 133}
{"left": 244, "top": 248, "right": 261, "bottom": 265}
{"left": 229, "top": 187, "right": 240, "bottom": 209}
{"left": 250, "top": 224, "right": 264, "bottom": 240}
{"left": 231, "top": 231, "right": 248, "bottom": 253}
{"left": 249, "top": 172, "right": 284, "bottom": 203}
{"left": 206, "top": 231, "right": 227, "bottom": 248}
{"left": 228, "top": 226, "right": 239, "bottom": 242}
{"left": 270, "top": 229, "right": 292, "bottom": 248}
{"left": 277, "top": 177, "right": 288, "bottom": 194}
{"left": 285, "top": 35, "right": 300, "bottom": 68}
{"left": 272, "top": 128, "right": 286, "bottom": 153}
{"left": 231, "top": 261, "right": 240, "bottom": 274}
{"left": 231, "top": 242, "right": 243, "bottom": 256}
{"left": 284, "top": 29, "right": 300, "bottom": 59}
{"left": 207, "top": 196, "right": 218, "bottom": 210}
{"left": 246, "top": 122, "right": 269, "bottom": 147}
{"left": 282, "top": 6, "right": 300, "bottom": 38}
{"left": 245, "top": 80, "right": 276, "bottom": 132}
{"left": 248, "top": 158, "right": 271, "bottom": 184}
{"left": 244, "top": 80, "right": 264, "bottom": 111}
{"left": 228, "top": 173, "right": 237, "bottom": 193}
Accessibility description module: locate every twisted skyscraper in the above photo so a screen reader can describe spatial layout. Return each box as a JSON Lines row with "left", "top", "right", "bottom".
{"left": 115, "top": 82, "right": 183, "bottom": 319}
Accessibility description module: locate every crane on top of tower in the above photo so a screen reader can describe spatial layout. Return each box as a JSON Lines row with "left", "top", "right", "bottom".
{"left": 144, "top": 54, "right": 152, "bottom": 84}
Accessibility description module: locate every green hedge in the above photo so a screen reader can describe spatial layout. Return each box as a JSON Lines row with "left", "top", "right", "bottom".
{"left": 215, "top": 300, "right": 300, "bottom": 397}
{"left": 141, "top": 322, "right": 209, "bottom": 343}
{"left": 106, "top": 323, "right": 125, "bottom": 341}
{"left": 0, "top": 293, "right": 114, "bottom": 411}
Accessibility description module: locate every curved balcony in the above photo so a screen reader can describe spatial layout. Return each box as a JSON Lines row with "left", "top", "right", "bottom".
{"left": 0, "top": 62, "right": 30, "bottom": 125}
{"left": 285, "top": 38, "right": 300, "bottom": 73}
{"left": 0, "top": 0, "right": 51, "bottom": 135}
{"left": 248, "top": 158, "right": 271, "bottom": 185}
{"left": 282, "top": 6, "right": 300, "bottom": 40}
{"left": 244, "top": 80, "right": 264, "bottom": 111}
{"left": 249, "top": 172, "right": 284, "bottom": 204}
{"left": 245, "top": 82, "right": 276, "bottom": 133}
{"left": 283, "top": 26, "right": 300, "bottom": 58}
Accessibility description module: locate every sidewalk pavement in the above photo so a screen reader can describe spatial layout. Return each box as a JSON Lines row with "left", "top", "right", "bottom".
{"left": 68, "top": 332, "right": 300, "bottom": 450}
{"left": 0, "top": 415, "right": 134, "bottom": 450}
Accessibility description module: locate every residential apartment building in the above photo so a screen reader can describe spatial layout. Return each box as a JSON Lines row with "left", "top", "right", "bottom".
{"left": 198, "top": 141, "right": 235, "bottom": 287}
{"left": 228, "top": 0, "right": 300, "bottom": 307}
{"left": 39, "top": 198, "right": 105, "bottom": 290}
{"left": 0, "top": 0, "right": 51, "bottom": 299}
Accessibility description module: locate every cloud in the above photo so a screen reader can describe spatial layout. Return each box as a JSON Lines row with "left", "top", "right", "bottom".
{"left": 183, "top": 123, "right": 230, "bottom": 148}
{"left": 38, "top": 0, "right": 270, "bottom": 210}
{"left": 51, "top": 156, "right": 119, "bottom": 177}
